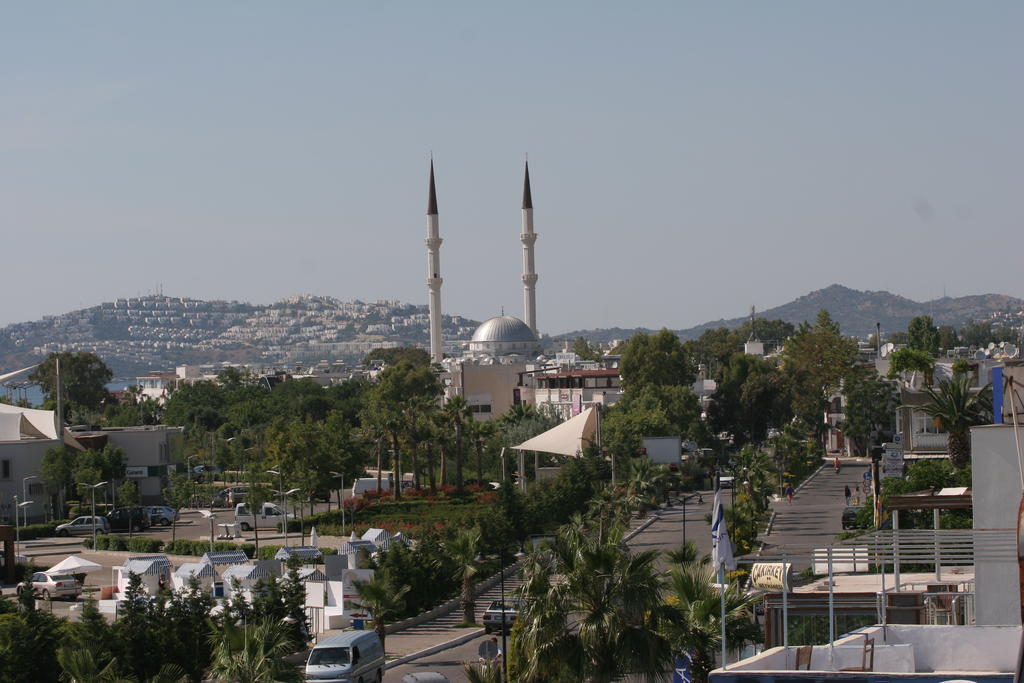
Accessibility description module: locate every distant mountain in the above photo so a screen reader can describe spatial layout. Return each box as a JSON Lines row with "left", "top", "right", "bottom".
{"left": 556, "top": 285, "right": 1024, "bottom": 342}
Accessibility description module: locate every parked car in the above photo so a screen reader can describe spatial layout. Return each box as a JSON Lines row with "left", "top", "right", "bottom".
{"left": 55, "top": 516, "right": 110, "bottom": 537}
{"left": 144, "top": 506, "right": 178, "bottom": 526}
{"left": 107, "top": 507, "right": 151, "bottom": 533}
{"left": 482, "top": 598, "right": 523, "bottom": 634}
{"left": 233, "top": 502, "right": 292, "bottom": 531}
{"left": 305, "top": 630, "right": 385, "bottom": 683}
{"left": 30, "top": 572, "right": 82, "bottom": 601}
{"left": 842, "top": 506, "right": 865, "bottom": 530}
{"left": 718, "top": 476, "right": 735, "bottom": 490}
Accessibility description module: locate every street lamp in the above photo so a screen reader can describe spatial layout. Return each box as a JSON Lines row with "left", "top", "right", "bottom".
{"left": 476, "top": 547, "right": 526, "bottom": 681}
{"left": 14, "top": 497, "right": 34, "bottom": 558}
{"left": 22, "top": 475, "right": 37, "bottom": 523}
{"left": 78, "top": 481, "right": 108, "bottom": 550}
{"left": 330, "top": 471, "right": 345, "bottom": 532}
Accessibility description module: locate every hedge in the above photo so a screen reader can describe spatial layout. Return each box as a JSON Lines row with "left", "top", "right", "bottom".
{"left": 19, "top": 522, "right": 68, "bottom": 541}
{"left": 163, "top": 539, "right": 255, "bottom": 558}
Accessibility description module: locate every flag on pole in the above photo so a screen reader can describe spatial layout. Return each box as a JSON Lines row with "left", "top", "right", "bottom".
{"left": 711, "top": 489, "right": 736, "bottom": 571}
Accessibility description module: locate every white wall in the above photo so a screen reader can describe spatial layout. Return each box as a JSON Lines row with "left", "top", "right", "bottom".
{"left": 971, "top": 424, "right": 1023, "bottom": 625}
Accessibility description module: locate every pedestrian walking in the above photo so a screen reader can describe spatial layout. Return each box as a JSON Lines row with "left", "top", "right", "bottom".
{"left": 844, "top": 485, "right": 851, "bottom": 506}
{"left": 834, "top": 457, "right": 841, "bottom": 474}
{"left": 478, "top": 637, "right": 499, "bottom": 662}
{"left": 854, "top": 484, "right": 861, "bottom": 505}
{"left": 785, "top": 484, "right": 794, "bottom": 504}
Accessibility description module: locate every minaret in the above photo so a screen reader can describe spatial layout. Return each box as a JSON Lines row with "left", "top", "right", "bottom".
{"left": 520, "top": 161, "right": 538, "bottom": 334}
{"left": 426, "top": 160, "right": 444, "bottom": 363}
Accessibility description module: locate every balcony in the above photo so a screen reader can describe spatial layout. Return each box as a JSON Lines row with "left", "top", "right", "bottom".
{"left": 910, "top": 432, "right": 949, "bottom": 451}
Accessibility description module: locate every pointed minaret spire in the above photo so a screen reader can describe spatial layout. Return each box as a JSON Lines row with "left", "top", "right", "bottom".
{"left": 425, "top": 160, "right": 444, "bottom": 363}
{"left": 522, "top": 160, "right": 533, "bottom": 210}
{"left": 427, "top": 159, "right": 439, "bottom": 215}
{"left": 520, "top": 159, "right": 538, "bottom": 335}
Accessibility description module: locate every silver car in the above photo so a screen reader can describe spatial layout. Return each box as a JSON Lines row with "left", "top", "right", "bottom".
{"left": 144, "top": 506, "right": 178, "bottom": 526}
{"left": 31, "top": 572, "right": 82, "bottom": 601}
{"left": 55, "top": 516, "right": 111, "bottom": 537}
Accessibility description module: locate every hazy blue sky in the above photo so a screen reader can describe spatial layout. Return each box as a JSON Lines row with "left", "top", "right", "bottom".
{"left": 2, "top": 2, "right": 1021, "bottom": 333}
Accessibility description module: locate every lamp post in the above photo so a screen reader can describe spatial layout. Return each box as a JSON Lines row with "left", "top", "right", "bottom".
{"left": 267, "top": 469, "right": 284, "bottom": 543}
{"left": 79, "top": 481, "right": 108, "bottom": 550}
{"left": 15, "top": 497, "right": 34, "bottom": 558}
{"left": 330, "top": 471, "right": 345, "bottom": 532}
{"left": 22, "top": 475, "right": 37, "bottom": 524}
{"left": 477, "top": 547, "right": 526, "bottom": 681}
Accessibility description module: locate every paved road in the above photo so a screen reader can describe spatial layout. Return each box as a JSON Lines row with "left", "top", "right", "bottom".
{"left": 385, "top": 493, "right": 715, "bottom": 682}
{"left": 757, "top": 457, "right": 871, "bottom": 569}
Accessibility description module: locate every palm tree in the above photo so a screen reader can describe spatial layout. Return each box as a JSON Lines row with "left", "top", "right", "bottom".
{"left": 660, "top": 561, "right": 762, "bottom": 683}
{"left": 919, "top": 376, "right": 992, "bottom": 469}
{"left": 446, "top": 526, "right": 483, "bottom": 625}
{"left": 463, "top": 660, "right": 502, "bottom": 683}
{"left": 444, "top": 395, "right": 471, "bottom": 492}
{"left": 665, "top": 540, "right": 710, "bottom": 567}
{"left": 58, "top": 649, "right": 190, "bottom": 683}
{"left": 468, "top": 419, "right": 496, "bottom": 487}
{"left": 207, "top": 619, "right": 302, "bottom": 683}
{"left": 623, "top": 458, "right": 670, "bottom": 518}
{"left": 513, "top": 522, "right": 672, "bottom": 682}
{"left": 352, "top": 574, "right": 409, "bottom": 651}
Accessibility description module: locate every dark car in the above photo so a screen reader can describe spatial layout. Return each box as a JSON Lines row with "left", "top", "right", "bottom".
{"left": 841, "top": 506, "right": 864, "bottom": 530}
{"left": 107, "top": 507, "right": 151, "bottom": 533}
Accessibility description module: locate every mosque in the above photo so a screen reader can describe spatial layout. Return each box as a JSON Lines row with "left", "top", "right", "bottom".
{"left": 423, "top": 160, "right": 547, "bottom": 420}
{"left": 424, "top": 160, "right": 544, "bottom": 363}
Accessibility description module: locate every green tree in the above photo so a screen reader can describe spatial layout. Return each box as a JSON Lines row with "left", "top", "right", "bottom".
{"left": 361, "top": 346, "right": 432, "bottom": 368}
{"left": 447, "top": 527, "right": 483, "bottom": 625}
{"left": 620, "top": 329, "right": 696, "bottom": 392}
{"left": 571, "top": 336, "right": 603, "bottom": 361}
{"left": 888, "top": 347, "right": 936, "bottom": 385}
{"left": 162, "top": 473, "right": 197, "bottom": 543}
{"left": 781, "top": 310, "right": 857, "bottom": 437}
{"left": 444, "top": 395, "right": 472, "bottom": 492}
{"left": 708, "top": 354, "right": 790, "bottom": 446}
{"left": 117, "top": 481, "right": 140, "bottom": 539}
{"left": 207, "top": 619, "right": 302, "bottom": 683}
{"left": 29, "top": 352, "right": 114, "bottom": 414}
{"left": 660, "top": 558, "right": 762, "bottom": 683}
{"left": 907, "top": 315, "right": 940, "bottom": 355}
{"left": 513, "top": 522, "right": 672, "bottom": 682}
{"left": 41, "top": 446, "right": 77, "bottom": 518}
{"left": 919, "top": 376, "right": 992, "bottom": 469}
{"left": 840, "top": 369, "right": 898, "bottom": 457}
{"left": 352, "top": 574, "right": 410, "bottom": 652}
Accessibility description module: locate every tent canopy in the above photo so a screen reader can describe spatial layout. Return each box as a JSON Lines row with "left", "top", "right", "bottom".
{"left": 511, "top": 406, "right": 597, "bottom": 457}
{"left": 46, "top": 556, "right": 103, "bottom": 574}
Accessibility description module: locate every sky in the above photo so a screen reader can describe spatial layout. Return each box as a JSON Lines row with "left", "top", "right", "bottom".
{"left": 2, "top": 2, "right": 1021, "bottom": 334}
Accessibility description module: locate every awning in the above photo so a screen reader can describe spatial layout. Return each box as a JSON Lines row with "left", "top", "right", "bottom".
{"left": 510, "top": 406, "right": 597, "bottom": 457}
{"left": 46, "top": 556, "right": 103, "bottom": 574}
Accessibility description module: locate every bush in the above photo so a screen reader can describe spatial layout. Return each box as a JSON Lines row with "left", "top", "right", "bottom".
{"left": 127, "top": 537, "right": 162, "bottom": 553}
{"left": 19, "top": 522, "right": 67, "bottom": 541}
{"left": 163, "top": 539, "right": 255, "bottom": 558}
{"left": 257, "top": 545, "right": 282, "bottom": 561}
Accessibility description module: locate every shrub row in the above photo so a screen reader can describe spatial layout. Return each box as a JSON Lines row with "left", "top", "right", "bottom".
{"left": 81, "top": 535, "right": 257, "bottom": 558}
{"left": 19, "top": 522, "right": 68, "bottom": 541}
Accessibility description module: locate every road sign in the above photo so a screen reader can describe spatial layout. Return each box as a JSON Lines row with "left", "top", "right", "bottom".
{"left": 863, "top": 471, "right": 872, "bottom": 481}
{"left": 881, "top": 442, "right": 905, "bottom": 479}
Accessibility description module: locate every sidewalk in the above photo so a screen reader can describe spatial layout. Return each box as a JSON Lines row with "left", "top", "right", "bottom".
{"left": 756, "top": 457, "right": 871, "bottom": 569}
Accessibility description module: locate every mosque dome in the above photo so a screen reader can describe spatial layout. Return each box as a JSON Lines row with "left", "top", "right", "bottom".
{"left": 471, "top": 316, "right": 538, "bottom": 343}
{"left": 469, "top": 316, "right": 541, "bottom": 356}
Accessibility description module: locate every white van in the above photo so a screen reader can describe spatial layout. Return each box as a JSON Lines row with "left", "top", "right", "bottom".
{"left": 352, "top": 476, "right": 392, "bottom": 498}
{"left": 305, "top": 630, "right": 385, "bottom": 683}
{"left": 233, "top": 502, "right": 291, "bottom": 531}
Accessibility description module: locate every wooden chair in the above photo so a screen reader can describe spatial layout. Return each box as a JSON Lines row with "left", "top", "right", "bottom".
{"left": 839, "top": 636, "right": 874, "bottom": 672}
{"left": 794, "top": 645, "right": 812, "bottom": 670}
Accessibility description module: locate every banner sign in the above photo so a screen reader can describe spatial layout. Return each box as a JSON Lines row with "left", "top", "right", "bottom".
{"left": 881, "top": 442, "right": 905, "bottom": 479}
{"left": 125, "top": 467, "right": 147, "bottom": 478}
{"left": 750, "top": 562, "right": 792, "bottom": 591}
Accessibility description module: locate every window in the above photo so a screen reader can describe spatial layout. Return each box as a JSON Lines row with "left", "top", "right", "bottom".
{"left": 1, "top": 459, "right": 9, "bottom": 479}
{"left": 912, "top": 411, "right": 943, "bottom": 435}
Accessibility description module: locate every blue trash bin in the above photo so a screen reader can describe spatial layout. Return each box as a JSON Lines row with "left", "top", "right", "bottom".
{"left": 352, "top": 618, "right": 364, "bottom": 630}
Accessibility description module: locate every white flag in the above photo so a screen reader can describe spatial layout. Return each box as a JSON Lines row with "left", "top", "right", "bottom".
{"left": 711, "top": 489, "right": 736, "bottom": 571}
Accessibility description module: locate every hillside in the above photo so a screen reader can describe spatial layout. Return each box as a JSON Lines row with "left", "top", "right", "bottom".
{"left": 557, "top": 284, "right": 1024, "bottom": 342}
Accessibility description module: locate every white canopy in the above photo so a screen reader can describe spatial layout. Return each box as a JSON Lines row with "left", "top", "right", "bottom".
{"left": 46, "top": 556, "right": 103, "bottom": 574}
{"left": 511, "top": 406, "right": 598, "bottom": 457}
{"left": 0, "top": 404, "right": 57, "bottom": 441}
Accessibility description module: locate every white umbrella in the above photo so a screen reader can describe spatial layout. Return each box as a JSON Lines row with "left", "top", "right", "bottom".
{"left": 46, "top": 556, "right": 103, "bottom": 574}
{"left": 309, "top": 526, "right": 319, "bottom": 548}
